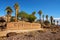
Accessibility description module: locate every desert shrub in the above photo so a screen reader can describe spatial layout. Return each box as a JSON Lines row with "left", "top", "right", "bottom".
{"left": 10, "top": 16, "right": 15, "bottom": 22}
{"left": 37, "top": 30, "right": 45, "bottom": 33}
{"left": 44, "top": 20, "right": 50, "bottom": 25}
{"left": 24, "top": 34, "right": 33, "bottom": 37}
{"left": 6, "top": 32, "right": 17, "bottom": 37}
{"left": 51, "top": 31, "right": 57, "bottom": 34}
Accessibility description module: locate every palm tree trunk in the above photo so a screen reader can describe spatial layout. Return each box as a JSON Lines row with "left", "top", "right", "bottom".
{"left": 40, "top": 15, "right": 41, "bottom": 24}
{"left": 15, "top": 9, "right": 18, "bottom": 22}
{"left": 54, "top": 22, "right": 55, "bottom": 25}
{"left": 7, "top": 15, "right": 9, "bottom": 23}
{"left": 46, "top": 18, "right": 48, "bottom": 21}
{"left": 43, "top": 17, "right": 44, "bottom": 23}
{"left": 51, "top": 20, "right": 52, "bottom": 25}
{"left": 57, "top": 23, "right": 58, "bottom": 25}
{"left": 7, "top": 16, "right": 8, "bottom": 23}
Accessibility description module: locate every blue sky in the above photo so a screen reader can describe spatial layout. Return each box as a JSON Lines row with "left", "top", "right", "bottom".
{"left": 0, "top": 0, "right": 60, "bottom": 20}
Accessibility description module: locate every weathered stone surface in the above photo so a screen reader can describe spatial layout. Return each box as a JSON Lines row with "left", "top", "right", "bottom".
{"left": 7, "top": 22, "right": 41, "bottom": 30}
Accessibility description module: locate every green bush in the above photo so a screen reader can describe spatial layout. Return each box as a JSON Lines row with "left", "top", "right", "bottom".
{"left": 27, "top": 15, "right": 36, "bottom": 23}
{"left": 18, "top": 11, "right": 29, "bottom": 20}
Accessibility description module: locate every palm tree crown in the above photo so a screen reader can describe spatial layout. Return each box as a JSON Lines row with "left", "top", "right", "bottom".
{"left": 5, "top": 6, "right": 13, "bottom": 22}
{"left": 6, "top": 6, "right": 13, "bottom": 15}
{"left": 32, "top": 11, "right": 36, "bottom": 15}
{"left": 50, "top": 16, "right": 53, "bottom": 20}
{"left": 50, "top": 16, "right": 53, "bottom": 25}
{"left": 46, "top": 15, "right": 48, "bottom": 21}
{"left": 53, "top": 20, "right": 55, "bottom": 25}
{"left": 14, "top": 3, "right": 19, "bottom": 9}
{"left": 38, "top": 10, "right": 42, "bottom": 16}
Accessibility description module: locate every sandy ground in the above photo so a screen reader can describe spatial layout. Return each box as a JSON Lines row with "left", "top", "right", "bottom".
{"left": 2, "top": 28, "right": 60, "bottom": 40}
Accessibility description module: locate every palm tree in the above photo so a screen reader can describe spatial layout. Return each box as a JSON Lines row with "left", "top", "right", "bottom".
{"left": 53, "top": 20, "right": 55, "bottom": 25}
{"left": 14, "top": 3, "right": 19, "bottom": 22}
{"left": 50, "top": 16, "right": 53, "bottom": 25}
{"left": 5, "top": 6, "right": 13, "bottom": 22}
{"left": 57, "top": 21, "right": 59, "bottom": 25}
{"left": 38, "top": 10, "right": 42, "bottom": 23}
{"left": 46, "top": 15, "right": 48, "bottom": 21}
{"left": 32, "top": 11, "right": 36, "bottom": 16}
{"left": 42, "top": 15, "right": 44, "bottom": 23}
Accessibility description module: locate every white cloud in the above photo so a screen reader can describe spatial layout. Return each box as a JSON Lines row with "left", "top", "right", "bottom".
{"left": 53, "top": 18, "right": 60, "bottom": 25}
{"left": 54, "top": 18, "right": 60, "bottom": 20}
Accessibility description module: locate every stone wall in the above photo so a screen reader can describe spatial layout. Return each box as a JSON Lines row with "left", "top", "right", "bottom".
{"left": 0, "top": 21, "right": 42, "bottom": 36}
{"left": 7, "top": 21, "right": 41, "bottom": 30}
